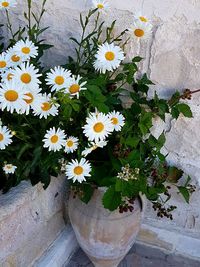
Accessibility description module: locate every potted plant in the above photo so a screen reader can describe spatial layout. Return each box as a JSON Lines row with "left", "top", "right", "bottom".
{"left": 0, "top": 1, "right": 196, "bottom": 267}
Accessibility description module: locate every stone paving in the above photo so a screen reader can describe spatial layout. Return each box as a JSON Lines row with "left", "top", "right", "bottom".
{"left": 67, "top": 243, "right": 200, "bottom": 267}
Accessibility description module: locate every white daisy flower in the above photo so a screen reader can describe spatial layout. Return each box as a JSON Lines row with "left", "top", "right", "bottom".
{"left": 134, "top": 12, "right": 150, "bottom": 23}
{"left": 13, "top": 39, "right": 38, "bottom": 60}
{"left": 46, "top": 66, "right": 72, "bottom": 92}
{"left": 1, "top": 68, "right": 14, "bottom": 83}
{"left": 108, "top": 111, "right": 125, "bottom": 131}
{"left": 0, "top": 53, "right": 10, "bottom": 73}
{"left": 43, "top": 127, "right": 66, "bottom": 152}
{"left": 32, "top": 93, "right": 59, "bottom": 119}
{"left": 92, "top": 0, "right": 110, "bottom": 13}
{"left": 0, "top": 125, "right": 12, "bottom": 150}
{"left": 65, "top": 75, "right": 87, "bottom": 99}
{"left": 0, "top": 80, "right": 28, "bottom": 113}
{"left": 21, "top": 90, "right": 43, "bottom": 115}
{"left": 128, "top": 21, "right": 152, "bottom": 40}
{"left": 83, "top": 112, "right": 114, "bottom": 142}
{"left": 6, "top": 47, "right": 23, "bottom": 67}
{"left": 66, "top": 158, "right": 91, "bottom": 183}
{"left": 0, "top": 0, "right": 17, "bottom": 9}
{"left": 11, "top": 62, "right": 41, "bottom": 91}
{"left": 64, "top": 136, "right": 79, "bottom": 153}
{"left": 94, "top": 42, "right": 125, "bottom": 74}
{"left": 82, "top": 140, "right": 107, "bottom": 157}
{"left": 3, "top": 163, "right": 17, "bottom": 174}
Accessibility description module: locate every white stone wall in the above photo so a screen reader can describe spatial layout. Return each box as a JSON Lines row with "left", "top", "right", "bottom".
{"left": 1, "top": 0, "right": 200, "bottom": 238}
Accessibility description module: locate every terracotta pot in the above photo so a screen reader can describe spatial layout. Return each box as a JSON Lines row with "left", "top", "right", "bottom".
{"left": 68, "top": 188, "right": 144, "bottom": 267}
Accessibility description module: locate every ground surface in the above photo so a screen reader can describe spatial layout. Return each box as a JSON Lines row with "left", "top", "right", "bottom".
{"left": 67, "top": 244, "right": 200, "bottom": 267}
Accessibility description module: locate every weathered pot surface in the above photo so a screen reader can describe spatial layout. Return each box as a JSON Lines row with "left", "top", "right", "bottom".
{"left": 68, "top": 187, "right": 144, "bottom": 267}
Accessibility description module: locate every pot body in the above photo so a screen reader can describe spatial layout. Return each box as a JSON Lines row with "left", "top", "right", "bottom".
{"left": 68, "top": 188, "right": 143, "bottom": 267}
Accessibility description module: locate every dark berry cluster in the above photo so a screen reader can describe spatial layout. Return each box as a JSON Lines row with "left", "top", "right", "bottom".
{"left": 113, "top": 143, "right": 131, "bottom": 158}
{"left": 181, "top": 89, "right": 192, "bottom": 100}
{"left": 153, "top": 202, "right": 177, "bottom": 220}
{"left": 187, "top": 184, "right": 196, "bottom": 193}
{"left": 71, "top": 187, "right": 84, "bottom": 199}
{"left": 119, "top": 198, "right": 135, "bottom": 213}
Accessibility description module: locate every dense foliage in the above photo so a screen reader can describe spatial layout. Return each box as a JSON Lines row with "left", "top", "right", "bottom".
{"left": 0, "top": 0, "right": 195, "bottom": 218}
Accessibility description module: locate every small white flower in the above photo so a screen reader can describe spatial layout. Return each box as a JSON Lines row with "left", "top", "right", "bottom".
{"left": 64, "top": 136, "right": 79, "bottom": 153}
{"left": 0, "top": 80, "right": 29, "bottom": 113}
{"left": 82, "top": 140, "right": 107, "bottom": 157}
{"left": 46, "top": 66, "right": 72, "bottom": 92}
{"left": 92, "top": 0, "right": 110, "bottom": 13}
{"left": 6, "top": 47, "right": 23, "bottom": 67}
{"left": 133, "top": 12, "right": 150, "bottom": 23}
{"left": 13, "top": 39, "right": 38, "bottom": 60}
{"left": 32, "top": 93, "right": 59, "bottom": 119}
{"left": 21, "top": 90, "right": 43, "bottom": 115}
{"left": 65, "top": 75, "right": 87, "bottom": 99}
{"left": 108, "top": 111, "right": 125, "bottom": 131}
{"left": 0, "top": 53, "right": 10, "bottom": 72}
{"left": 1, "top": 68, "right": 14, "bottom": 83}
{"left": 0, "top": 125, "right": 12, "bottom": 150}
{"left": 0, "top": 0, "right": 17, "bottom": 9}
{"left": 66, "top": 158, "right": 91, "bottom": 183}
{"left": 11, "top": 62, "right": 41, "bottom": 91}
{"left": 128, "top": 20, "right": 152, "bottom": 41}
{"left": 83, "top": 112, "right": 114, "bottom": 142}
{"left": 43, "top": 127, "right": 66, "bottom": 152}
{"left": 3, "top": 163, "right": 17, "bottom": 174}
{"left": 94, "top": 42, "right": 125, "bottom": 74}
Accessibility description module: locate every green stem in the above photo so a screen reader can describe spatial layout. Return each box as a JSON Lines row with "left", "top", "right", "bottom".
{"left": 5, "top": 10, "right": 14, "bottom": 39}
{"left": 27, "top": 0, "right": 32, "bottom": 39}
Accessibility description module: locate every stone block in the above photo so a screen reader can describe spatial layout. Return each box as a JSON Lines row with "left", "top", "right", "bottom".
{"left": 0, "top": 176, "right": 68, "bottom": 267}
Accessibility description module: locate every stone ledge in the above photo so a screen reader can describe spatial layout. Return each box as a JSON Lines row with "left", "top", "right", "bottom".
{"left": 35, "top": 226, "right": 79, "bottom": 267}
{"left": 137, "top": 223, "right": 200, "bottom": 261}
{"left": 0, "top": 176, "right": 68, "bottom": 267}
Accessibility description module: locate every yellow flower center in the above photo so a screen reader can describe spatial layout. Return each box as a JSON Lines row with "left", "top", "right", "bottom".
{"left": 7, "top": 73, "right": 13, "bottom": 81}
{"left": 0, "top": 133, "right": 4, "bottom": 141}
{"left": 139, "top": 16, "right": 148, "bottom": 22}
{"left": 11, "top": 55, "right": 20, "bottom": 62}
{"left": 105, "top": 51, "right": 115, "bottom": 61}
{"left": 74, "top": 166, "right": 83, "bottom": 175}
{"left": 21, "top": 73, "right": 32, "bottom": 84}
{"left": 41, "top": 102, "right": 51, "bottom": 111}
{"left": 22, "top": 47, "right": 31, "bottom": 54}
{"left": 0, "top": 61, "right": 6, "bottom": 68}
{"left": 2, "top": 2, "right": 9, "bottom": 7}
{"left": 69, "top": 84, "right": 80, "bottom": 94}
{"left": 24, "top": 92, "right": 34, "bottom": 104}
{"left": 97, "top": 4, "right": 104, "bottom": 9}
{"left": 134, "top": 29, "right": 145, "bottom": 37}
{"left": 55, "top": 76, "right": 64, "bottom": 85}
{"left": 111, "top": 117, "right": 119, "bottom": 125}
{"left": 50, "top": 135, "right": 59, "bottom": 143}
{"left": 67, "top": 140, "right": 74, "bottom": 147}
{"left": 6, "top": 165, "right": 13, "bottom": 169}
{"left": 93, "top": 122, "right": 104, "bottom": 133}
{"left": 5, "top": 90, "right": 18, "bottom": 102}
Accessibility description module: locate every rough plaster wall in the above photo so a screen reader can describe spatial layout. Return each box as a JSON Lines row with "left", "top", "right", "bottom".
{"left": 1, "top": 1, "right": 200, "bottom": 236}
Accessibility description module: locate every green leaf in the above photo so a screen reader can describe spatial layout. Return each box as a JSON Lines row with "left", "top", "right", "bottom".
{"left": 81, "top": 184, "right": 94, "bottom": 204}
{"left": 177, "top": 103, "right": 193, "bottom": 118}
{"left": 102, "top": 185, "right": 122, "bottom": 211}
{"left": 139, "top": 112, "right": 153, "bottom": 135}
{"left": 125, "top": 136, "right": 140, "bottom": 148}
{"left": 132, "top": 56, "right": 143, "bottom": 63}
{"left": 167, "top": 167, "right": 183, "bottom": 182}
{"left": 171, "top": 106, "right": 180, "bottom": 119}
{"left": 85, "top": 85, "right": 109, "bottom": 113}
{"left": 178, "top": 186, "right": 190, "bottom": 203}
